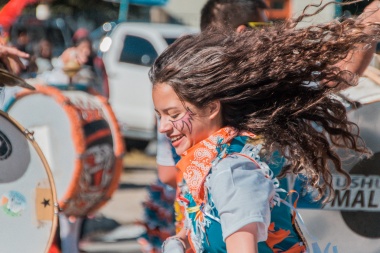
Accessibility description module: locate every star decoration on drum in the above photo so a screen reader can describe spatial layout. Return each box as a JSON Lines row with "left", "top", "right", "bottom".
{"left": 41, "top": 198, "right": 50, "bottom": 208}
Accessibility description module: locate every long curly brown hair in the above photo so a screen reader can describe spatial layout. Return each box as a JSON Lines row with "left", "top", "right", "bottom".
{"left": 149, "top": 2, "right": 379, "bottom": 201}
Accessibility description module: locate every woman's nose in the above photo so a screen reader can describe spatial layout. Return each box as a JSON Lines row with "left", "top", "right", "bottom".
{"left": 158, "top": 118, "right": 172, "bottom": 134}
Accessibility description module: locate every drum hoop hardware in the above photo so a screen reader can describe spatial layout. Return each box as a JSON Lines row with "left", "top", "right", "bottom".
{"left": 24, "top": 129, "right": 35, "bottom": 141}
{"left": 55, "top": 202, "right": 61, "bottom": 214}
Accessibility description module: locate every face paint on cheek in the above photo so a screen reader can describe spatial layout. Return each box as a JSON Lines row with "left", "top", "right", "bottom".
{"left": 170, "top": 108, "right": 194, "bottom": 134}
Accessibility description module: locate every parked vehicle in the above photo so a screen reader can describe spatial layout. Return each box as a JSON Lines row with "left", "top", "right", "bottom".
{"left": 100, "top": 22, "right": 198, "bottom": 142}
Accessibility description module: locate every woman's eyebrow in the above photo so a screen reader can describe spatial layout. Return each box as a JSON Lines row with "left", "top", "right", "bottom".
{"left": 159, "top": 107, "right": 181, "bottom": 113}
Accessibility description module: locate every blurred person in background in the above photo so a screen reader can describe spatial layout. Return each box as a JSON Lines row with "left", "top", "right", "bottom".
{"left": 13, "top": 28, "right": 30, "bottom": 54}
{"left": 42, "top": 29, "right": 105, "bottom": 96}
{"left": 60, "top": 29, "right": 107, "bottom": 95}
{"left": 10, "top": 28, "right": 37, "bottom": 77}
{"left": 34, "top": 38, "right": 53, "bottom": 74}
{"left": 61, "top": 36, "right": 92, "bottom": 67}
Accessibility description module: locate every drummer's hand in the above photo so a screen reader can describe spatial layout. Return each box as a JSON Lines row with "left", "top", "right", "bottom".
{"left": 0, "top": 45, "right": 29, "bottom": 75}
{"left": 360, "top": 0, "right": 380, "bottom": 24}
{"left": 330, "top": 0, "right": 380, "bottom": 90}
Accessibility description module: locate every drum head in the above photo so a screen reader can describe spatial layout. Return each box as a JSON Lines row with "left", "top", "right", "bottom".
{"left": 0, "top": 112, "right": 57, "bottom": 253}
{"left": 0, "top": 113, "right": 30, "bottom": 183}
{"left": 7, "top": 92, "right": 77, "bottom": 204}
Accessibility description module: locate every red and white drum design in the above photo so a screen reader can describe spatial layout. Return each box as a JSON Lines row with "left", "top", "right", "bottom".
{"left": 5, "top": 85, "right": 125, "bottom": 217}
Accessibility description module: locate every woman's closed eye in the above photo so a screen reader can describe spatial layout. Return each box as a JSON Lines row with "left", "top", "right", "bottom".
{"left": 170, "top": 113, "right": 180, "bottom": 120}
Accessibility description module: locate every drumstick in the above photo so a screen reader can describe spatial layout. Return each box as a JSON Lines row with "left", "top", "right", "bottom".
{"left": 0, "top": 68, "right": 35, "bottom": 90}
{"left": 363, "top": 65, "right": 380, "bottom": 86}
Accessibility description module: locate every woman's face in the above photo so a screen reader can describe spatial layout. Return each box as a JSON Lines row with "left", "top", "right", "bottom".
{"left": 153, "top": 83, "right": 222, "bottom": 155}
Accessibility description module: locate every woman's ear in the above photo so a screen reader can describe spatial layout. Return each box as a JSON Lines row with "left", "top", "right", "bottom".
{"left": 236, "top": 25, "right": 247, "bottom": 33}
{"left": 208, "top": 100, "right": 221, "bottom": 120}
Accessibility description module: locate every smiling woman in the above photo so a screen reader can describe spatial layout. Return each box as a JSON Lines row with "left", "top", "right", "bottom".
{"left": 149, "top": 1, "right": 380, "bottom": 252}
{"left": 153, "top": 82, "right": 223, "bottom": 155}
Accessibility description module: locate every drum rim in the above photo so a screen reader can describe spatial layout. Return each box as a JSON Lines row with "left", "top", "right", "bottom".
{"left": 0, "top": 110, "right": 59, "bottom": 253}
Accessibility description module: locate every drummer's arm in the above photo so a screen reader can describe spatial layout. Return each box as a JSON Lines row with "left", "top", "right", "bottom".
{"left": 331, "top": 1, "right": 380, "bottom": 90}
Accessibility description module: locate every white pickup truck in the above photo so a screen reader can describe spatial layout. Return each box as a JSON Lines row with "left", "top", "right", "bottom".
{"left": 100, "top": 22, "right": 198, "bottom": 144}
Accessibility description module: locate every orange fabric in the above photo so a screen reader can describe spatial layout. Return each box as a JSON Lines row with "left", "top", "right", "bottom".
{"left": 48, "top": 237, "right": 61, "bottom": 253}
{"left": 276, "top": 243, "right": 306, "bottom": 253}
{"left": 176, "top": 127, "right": 253, "bottom": 204}
{"left": 48, "top": 244, "right": 61, "bottom": 253}
{"left": 267, "top": 222, "right": 291, "bottom": 248}
{"left": 266, "top": 223, "right": 306, "bottom": 253}
{"left": 286, "top": 190, "right": 300, "bottom": 224}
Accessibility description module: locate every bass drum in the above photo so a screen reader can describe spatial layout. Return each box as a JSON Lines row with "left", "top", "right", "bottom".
{"left": 5, "top": 85, "right": 125, "bottom": 217}
{"left": 0, "top": 110, "right": 58, "bottom": 252}
{"left": 297, "top": 74, "right": 380, "bottom": 253}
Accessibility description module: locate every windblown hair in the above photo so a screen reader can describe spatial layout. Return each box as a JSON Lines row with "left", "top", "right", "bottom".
{"left": 150, "top": 2, "right": 379, "bottom": 201}
{"left": 200, "top": 0, "right": 268, "bottom": 31}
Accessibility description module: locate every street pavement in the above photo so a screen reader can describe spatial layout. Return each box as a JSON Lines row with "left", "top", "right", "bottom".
{"left": 79, "top": 150, "right": 158, "bottom": 253}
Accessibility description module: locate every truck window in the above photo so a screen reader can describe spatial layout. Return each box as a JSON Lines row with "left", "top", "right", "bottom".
{"left": 164, "top": 38, "right": 177, "bottom": 45}
{"left": 119, "top": 35, "right": 158, "bottom": 66}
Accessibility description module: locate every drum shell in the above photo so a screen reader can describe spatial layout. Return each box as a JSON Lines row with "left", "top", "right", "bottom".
{"left": 5, "top": 85, "right": 125, "bottom": 217}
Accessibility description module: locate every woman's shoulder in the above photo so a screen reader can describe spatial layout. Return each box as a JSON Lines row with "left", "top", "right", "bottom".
{"left": 213, "top": 153, "right": 261, "bottom": 173}
{"left": 209, "top": 146, "right": 278, "bottom": 193}
{"left": 212, "top": 142, "right": 267, "bottom": 173}
{"left": 210, "top": 152, "right": 273, "bottom": 187}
